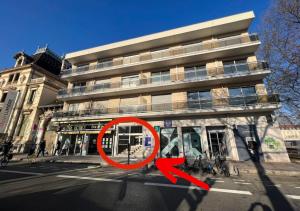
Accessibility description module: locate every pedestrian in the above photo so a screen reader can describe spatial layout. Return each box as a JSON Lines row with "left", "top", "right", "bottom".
{"left": 53, "top": 140, "right": 61, "bottom": 156}
{"left": 62, "top": 138, "right": 71, "bottom": 156}
{"left": 36, "top": 139, "right": 46, "bottom": 157}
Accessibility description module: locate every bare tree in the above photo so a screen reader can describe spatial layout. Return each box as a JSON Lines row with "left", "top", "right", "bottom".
{"left": 259, "top": 0, "right": 300, "bottom": 123}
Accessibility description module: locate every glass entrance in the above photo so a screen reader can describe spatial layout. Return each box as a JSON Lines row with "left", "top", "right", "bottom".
{"left": 207, "top": 127, "right": 228, "bottom": 158}
{"left": 182, "top": 127, "right": 202, "bottom": 157}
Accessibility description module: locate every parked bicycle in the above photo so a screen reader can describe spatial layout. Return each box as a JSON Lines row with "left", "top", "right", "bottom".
{"left": 0, "top": 141, "right": 14, "bottom": 167}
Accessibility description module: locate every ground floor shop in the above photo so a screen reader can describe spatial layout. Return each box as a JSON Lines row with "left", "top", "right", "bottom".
{"left": 54, "top": 114, "right": 290, "bottom": 162}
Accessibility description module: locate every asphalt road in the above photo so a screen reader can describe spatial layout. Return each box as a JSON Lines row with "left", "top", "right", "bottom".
{"left": 0, "top": 162, "right": 299, "bottom": 211}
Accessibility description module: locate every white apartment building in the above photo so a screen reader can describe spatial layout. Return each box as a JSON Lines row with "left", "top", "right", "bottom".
{"left": 52, "top": 11, "right": 290, "bottom": 162}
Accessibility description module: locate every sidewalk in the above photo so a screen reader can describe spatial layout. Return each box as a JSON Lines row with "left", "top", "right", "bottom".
{"left": 10, "top": 153, "right": 300, "bottom": 176}
{"left": 228, "top": 160, "right": 300, "bottom": 177}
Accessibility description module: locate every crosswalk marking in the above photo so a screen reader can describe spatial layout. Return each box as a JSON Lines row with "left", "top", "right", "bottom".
{"left": 234, "top": 182, "right": 251, "bottom": 185}
{"left": 57, "top": 175, "right": 122, "bottom": 182}
{"left": 286, "top": 195, "right": 300, "bottom": 200}
{"left": 144, "top": 182, "right": 252, "bottom": 195}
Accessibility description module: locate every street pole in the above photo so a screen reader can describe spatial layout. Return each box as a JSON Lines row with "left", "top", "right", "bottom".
{"left": 127, "top": 142, "right": 130, "bottom": 164}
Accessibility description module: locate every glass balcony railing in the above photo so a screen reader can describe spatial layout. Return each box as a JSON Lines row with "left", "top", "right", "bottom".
{"left": 61, "top": 33, "right": 259, "bottom": 76}
{"left": 57, "top": 61, "right": 269, "bottom": 98}
{"left": 53, "top": 94, "right": 279, "bottom": 118}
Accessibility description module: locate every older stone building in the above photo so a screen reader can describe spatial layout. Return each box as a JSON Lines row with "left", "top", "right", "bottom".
{"left": 53, "top": 11, "right": 290, "bottom": 162}
{"left": 0, "top": 47, "right": 66, "bottom": 153}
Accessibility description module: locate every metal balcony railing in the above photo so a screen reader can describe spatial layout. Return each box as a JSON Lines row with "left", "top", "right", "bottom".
{"left": 57, "top": 61, "right": 269, "bottom": 98}
{"left": 53, "top": 94, "right": 279, "bottom": 118}
{"left": 61, "top": 33, "right": 259, "bottom": 76}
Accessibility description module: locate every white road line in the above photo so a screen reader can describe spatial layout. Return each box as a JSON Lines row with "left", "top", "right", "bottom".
{"left": 108, "top": 172, "right": 124, "bottom": 175}
{"left": 215, "top": 180, "right": 225, "bottom": 183}
{"left": 0, "top": 169, "right": 44, "bottom": 176}
{"left": 144, "top": 182, "right": 252, "bottom": 195}
{"left": 57, "top": 175, "right": 122, "bottom": 182}
{"left": 234, "top": 182, "right": 251, "bottom": 185}
{"left": 233, "top": 179, "right": 245, "bottom": 182}
{"left": 295, "top": 187, "right": 300, "bottom": 189}
{"left": 266, "top": 184, "right": 281, "bottom": 187}
{"left": 286, "top": 195, "right": 300, "bottom": 200}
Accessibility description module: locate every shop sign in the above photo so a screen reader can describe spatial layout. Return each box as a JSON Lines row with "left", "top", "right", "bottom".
{"left": 145, "top": 135, "right": 151, "bottom": 147}
{"left": 164, "top": 120, "right": 172, "bottom": 128}
{"left": 154, "top": 126, "right": 160, "bottom": 133}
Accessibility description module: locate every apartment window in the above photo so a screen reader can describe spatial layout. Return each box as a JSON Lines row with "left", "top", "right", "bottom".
{"left": 8, "top": 74, "right": 14, "bottom": 83}
{"left": 18, "top": 114, "right": 29, "bottom": 136}
{"left": 73, "top": 82, "right": 86, "bottom": 88}
{"left": 223, "top": 59, "right": 249, "bottom": 74}
{"left": 97, "top": 59, "right": 113, "bottom": 68}
{"left": 27, "top": 89, "right": 37, "bottom": 104}
{"left": 14, "top": 73, "right": 20, "bottom": 82}
{"left": 0, "top": 92, "right": 8, "bottom": 102}
{"left": 121, "top": 75, "right": 139, "bottom": 88}
{"left": 152, "top": 94, "right": 172, "bottom": 111}
{"left": 95, "top": 79, "right": 110, "bottom": 89}
{"left": 185, "top": 65, "right": 207, "bottom": 81}
{"left": 187, "top": 90, "right": 212, "bottom": 109}
{"left": 151, "top": 71, "right": 170, "bottom": 84}
{"left": 68, "top": 103, "right": 80, "bottom": 112}
{"left": 120, "top": 97, "right": 139, "bottom": 113}
{"left": 229, "top": 86, "right": 257, "bottom": 105}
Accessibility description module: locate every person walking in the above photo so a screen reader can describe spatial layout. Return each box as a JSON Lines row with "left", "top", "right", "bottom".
{"left": 62, "top": 138, "right": 71, "bottom": 156}
{"left": 53, "top": 140, "right": 61, "bottom": 156}
{"left": 36, "top": 139, "right": 46, "bottom": 157}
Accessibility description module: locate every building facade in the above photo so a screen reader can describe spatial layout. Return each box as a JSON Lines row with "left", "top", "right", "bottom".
{"left": 0, "top": 47, "right": 66, "bottom": 153}
{"left": 280, "top": 125, "right": 300, "bottom": 159}
{"left": 53, "top": 11, "right": 290, "bottom": 162}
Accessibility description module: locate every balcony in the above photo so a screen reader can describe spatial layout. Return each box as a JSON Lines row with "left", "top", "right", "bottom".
{"left": 53, "top": 94, "right": 280, "bottom": 121}
{"left": 61, "top": 34, "right": 260, "bottom": 81}
{"left": 57, "top": 61, "right": 270, "bottom": 101}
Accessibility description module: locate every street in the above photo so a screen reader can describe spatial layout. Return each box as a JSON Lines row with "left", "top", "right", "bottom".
{"left": 0, "top": 162, "right": 299, "bottom": 211}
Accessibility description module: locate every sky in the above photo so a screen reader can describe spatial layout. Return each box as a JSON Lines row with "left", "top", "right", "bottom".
{"left": 0, "top": 0, "right": 271, "bottom": 69}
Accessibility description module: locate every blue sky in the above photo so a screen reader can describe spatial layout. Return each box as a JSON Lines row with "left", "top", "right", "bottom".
{"left": 0, "top": 0, "right": 271, "bottom": 69}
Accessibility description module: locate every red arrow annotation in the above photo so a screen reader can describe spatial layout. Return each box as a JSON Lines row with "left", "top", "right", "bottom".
{"left": 155, "top": 157, "right": 210, "bottom": 191}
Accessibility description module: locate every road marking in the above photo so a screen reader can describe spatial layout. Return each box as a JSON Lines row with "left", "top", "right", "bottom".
{"left": 295, "top": 187, "right": 300, "bottom": 189}
{"left": 286, "top": 195, "right": 300, "bottom": 200}
{"left": 0, "top": 169, "right": 44, "bottom": 176}
{"left": 266, "top": 184, "right": 281, "bottom": 187}
{"left": 144, "top": 182, "right": 252, "bottom": 195}
{"left": 108, "top": 172, "right": 124, "bottom": 175}
{"left": 234, "top": 182, "right": 251, "bottom": 185}
{"left": 57, "top": 175, "right": 122, "bottom": 182}
{"left": 233, "top": 179, "right": 245, "bottom": 182}
{"left": 215, "top": 180, "right": 225, "bottom": 183}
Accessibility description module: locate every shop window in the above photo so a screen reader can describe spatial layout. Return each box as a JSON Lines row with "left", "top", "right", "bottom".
{"left": 118, "top": 126, "right": 130, "bottom": 134}
{"left": 130, "top": 126, "right": 142, "bottom": 133}
{"left": 0, "top": 92, "right": 8, "bottom": 102}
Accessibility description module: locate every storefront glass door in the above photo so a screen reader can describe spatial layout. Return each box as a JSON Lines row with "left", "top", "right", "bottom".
{"left": 207, "top": 127, "right": 228, "bottom": 158}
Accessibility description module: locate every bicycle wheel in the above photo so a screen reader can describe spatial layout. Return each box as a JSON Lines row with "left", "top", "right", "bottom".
{"left": 0, "top": 157, "right": 9, "bottom": 167}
